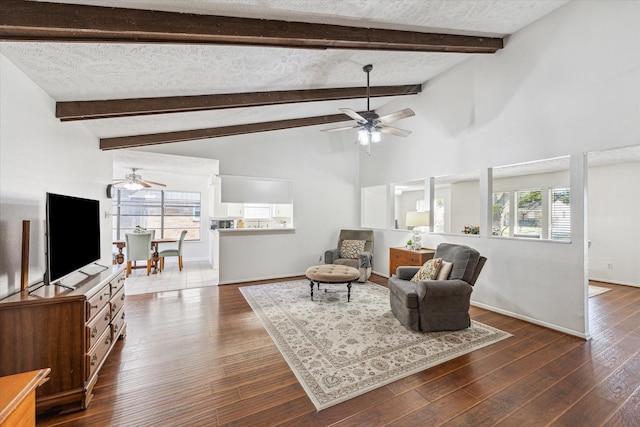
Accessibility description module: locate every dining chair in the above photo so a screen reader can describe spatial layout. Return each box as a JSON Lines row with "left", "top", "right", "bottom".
{"left": 124, "top": 232, "right": 154, "bottom": 278}
{"left": 159, "top": 230, "right": 188, "bottom": 272}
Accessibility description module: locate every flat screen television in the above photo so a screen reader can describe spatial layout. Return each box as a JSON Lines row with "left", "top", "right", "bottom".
{"left": 46, "top": 192, "right": 101, "bottom": 285}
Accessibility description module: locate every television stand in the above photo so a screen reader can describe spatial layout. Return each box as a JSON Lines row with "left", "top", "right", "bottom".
{"left": 0, "top": 264, "right": 127, "bottom": 414}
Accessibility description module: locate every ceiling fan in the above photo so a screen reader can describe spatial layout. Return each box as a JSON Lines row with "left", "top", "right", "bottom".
{"left": 323, "top": 64, "right": 415, "bottom": 154}
{"left": 113, "top": 167, "right": 166, "bottom": 190}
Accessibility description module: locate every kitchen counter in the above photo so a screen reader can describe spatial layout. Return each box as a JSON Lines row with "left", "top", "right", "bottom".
{"left": 216, "top": 227, "right": 295, "bottom": 233}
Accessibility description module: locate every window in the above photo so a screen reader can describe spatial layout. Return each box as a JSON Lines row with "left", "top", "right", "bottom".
{"left": 516, "top": 189, "right": 542, "bottom": 237}
{"left": 492, "top": 192, "right": 510, "bottom": 236}
{"left": 112, "top": 189, "right": 201, "bottom": 241}
{"left": 550, "top": 187, "right": 570, "bottom": 241}
{"left": 433, "top": 198, "right": 445, "bottom": 233}
{"left": 243, "top": 203, "right": 271, "bottom": 219}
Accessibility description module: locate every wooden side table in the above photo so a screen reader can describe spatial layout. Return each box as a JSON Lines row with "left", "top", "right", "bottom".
{"left": 389, "top": 247, "right": 436, "bottom": 277}
{"left": 0, "top": 368, "right": 50, "bottom": 426}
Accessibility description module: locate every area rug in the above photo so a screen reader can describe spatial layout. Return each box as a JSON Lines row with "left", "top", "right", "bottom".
{"left": 239, "top": 280, "right": 511, "bottom": 410}
{"left": 589, "top": 285, "right": 612, "bottom": 298}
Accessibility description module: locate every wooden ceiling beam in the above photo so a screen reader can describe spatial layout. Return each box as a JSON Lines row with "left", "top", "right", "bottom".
{"left": 57, "top": 85, "right": 422, "bottom": 121}
{"left": 100, "top": 113, "right": 363, "bottom": 150}
{"left": 0, "top": 1, "right": 503, "bottom": 53}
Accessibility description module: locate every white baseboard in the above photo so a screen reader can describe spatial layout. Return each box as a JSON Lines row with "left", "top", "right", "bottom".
{"left": 471, "top": 300, "right": 590, "bottom": 341}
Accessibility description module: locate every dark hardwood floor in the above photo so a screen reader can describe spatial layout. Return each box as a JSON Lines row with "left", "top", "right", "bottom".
{"left": 37, "top": 277, "right": 640, "bottom": 426}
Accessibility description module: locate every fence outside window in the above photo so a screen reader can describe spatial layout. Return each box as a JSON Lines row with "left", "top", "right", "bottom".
{"left": 112, "top": 189, "right": 201, "bottom": 241}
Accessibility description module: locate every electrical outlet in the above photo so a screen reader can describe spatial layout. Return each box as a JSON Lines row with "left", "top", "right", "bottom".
{"left": 607, "top": 263, "right": 613, "bottom": 269}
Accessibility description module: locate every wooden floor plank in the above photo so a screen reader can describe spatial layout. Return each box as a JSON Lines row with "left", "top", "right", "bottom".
{"left": 35, "top": 276, "right": 640, "bottom": 426}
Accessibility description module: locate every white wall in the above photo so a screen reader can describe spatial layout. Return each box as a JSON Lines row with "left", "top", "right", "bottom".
{"left": 395, "top": 190, "right": 423, "bottom": 229}
{"left": 588, "top": 161, "right": 640, "bottom": 286}
{"left": 0, "top": 54, "right": 114, "bottom": 298}
{"left": 359, "top": 0, "right": 640, "bottom": 338}
{"left": 131, "top": 126, "right": 361, "bottom": 283}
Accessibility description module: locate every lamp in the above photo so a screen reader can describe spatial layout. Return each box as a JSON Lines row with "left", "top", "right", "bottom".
{"left": 406, "top": 211, "right": 430, "bottom": 250}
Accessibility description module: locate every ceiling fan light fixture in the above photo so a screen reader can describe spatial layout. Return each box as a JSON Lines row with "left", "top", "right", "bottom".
{"left": 124, "top": 181, "right": 144, "bottom": 190}
{"left": 323, "top": 64, "right": 414, "bottom": 155}
{"left": 358, "top": 124, "right": 381, "bottom": 146}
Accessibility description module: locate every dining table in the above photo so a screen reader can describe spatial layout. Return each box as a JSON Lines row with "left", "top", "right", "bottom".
{"left": 113, "top": 238, "right": 177, "bottom": 274}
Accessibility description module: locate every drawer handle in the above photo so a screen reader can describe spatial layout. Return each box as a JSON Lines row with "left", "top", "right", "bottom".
{"left": 91, "top": 354, "right": 98, "bottom": 366}
{"left": 104, "top": 292, "right": 112, "bottom": 297}
{"left": 104, "top": 312, "right": 111, "bottom": 321}
{"left": 121, "top": 312, "right": 126, "bottom": 320}
{"left": 113, "top": 324, "right": 119, "bottom": 333}
{"left": 91, "top": 304, "right": 98, "bottom": 309}
{"left": 112, "top": 303, "right": 119, "bottom": 312}
{"left": 91, "top": 326, "right": 98, "bottom": 338}
{"left": 120, "top": 294, "right": 125, "bottom": 301}
{"left": 105, "top": 336, "right": 112, "bottom": 345}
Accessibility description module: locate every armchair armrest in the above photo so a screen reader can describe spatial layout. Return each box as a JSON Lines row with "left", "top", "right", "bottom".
{"left": 324, "top": 248, "right": 339, "bottom": 264}
{"left": 396, "top": 266, "right": 420, "bottom": 280}
{"left": 416, "top": 279, "right": 473, "bottom": 300}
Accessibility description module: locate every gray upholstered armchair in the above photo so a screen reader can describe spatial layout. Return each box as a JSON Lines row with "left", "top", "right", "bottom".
{"left": 324, "top": 229, "right": 374, "bottom": 283}
{"left": 388, "top": 243, "right": 486, "bottom": 332}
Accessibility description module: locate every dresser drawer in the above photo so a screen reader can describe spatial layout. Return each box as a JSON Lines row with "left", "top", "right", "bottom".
{"left": 86, "top": 327, "right": 112, "bottom": 379}
{"left": 86, "top": 304, "right": 111, "bottom": 352}
{"left": 109, "top": 271, "right": 126, "bottom": 295}
{"left": 86, "top": 284, "right": 111, "bottom": 321}
{"left": 392, "top": 251, "right": 423, "bottom": 264}
{"left": 111, "top": 307, "right": 126, "bottom": 341}
{"left": 110, "top": 287, "right": 125, "bottom": 317}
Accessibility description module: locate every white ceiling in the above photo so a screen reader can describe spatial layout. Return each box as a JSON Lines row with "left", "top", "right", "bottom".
{"left": 11, "top": 1, "right": 636, "bottom": 176}
{"left": 1, "top": 0, "right": 570, "bottom": 140}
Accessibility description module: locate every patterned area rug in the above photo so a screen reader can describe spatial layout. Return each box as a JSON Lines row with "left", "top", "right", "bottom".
{"left": 240, "top": 280, "right": 511, "bottom": 410}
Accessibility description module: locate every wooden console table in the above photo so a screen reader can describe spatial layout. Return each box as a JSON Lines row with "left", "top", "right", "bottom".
{"left": 389, "top": 247, "right": 436, "bottom": 277}
{"left": 0, "top": 368, "right": 50, "bottom": 426}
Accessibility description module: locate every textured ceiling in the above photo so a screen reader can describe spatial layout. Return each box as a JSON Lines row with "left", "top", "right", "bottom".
{"left": 1, "top": 0, "right": 579, "bottom": 174}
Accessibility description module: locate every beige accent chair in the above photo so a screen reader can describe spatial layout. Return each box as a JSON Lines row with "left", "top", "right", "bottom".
{"left": 324, "top": 229, "right": 374, "bottom": 282}
{"left": 124, "top": 232, "right": 154, "bottom": 278}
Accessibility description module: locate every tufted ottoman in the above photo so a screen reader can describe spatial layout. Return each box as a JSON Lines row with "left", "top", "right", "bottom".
{"left": 305, "top": 264, "right": 360, "bottom": 302}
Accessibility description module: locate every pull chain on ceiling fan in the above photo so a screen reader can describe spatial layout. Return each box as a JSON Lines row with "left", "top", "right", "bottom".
{"left": 113, "top": 167, "right": 167, "bottom": 190}
{"left": 323, "top": 64, "right": 415, "bottom": 155}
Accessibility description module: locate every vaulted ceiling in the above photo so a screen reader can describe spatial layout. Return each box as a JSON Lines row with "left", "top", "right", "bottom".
{"left": 1, "top": 0, "right": 570, "bottom": 152}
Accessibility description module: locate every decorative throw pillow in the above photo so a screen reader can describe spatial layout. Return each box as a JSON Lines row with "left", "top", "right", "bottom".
{"left": 340, "top": 240, "right": 366, "bottom": 259}
{"left": 410, "top": 258, "right": 443, "bottom": 283}
{"left": 437, "top": 261, "right": 453, "bottom": 280}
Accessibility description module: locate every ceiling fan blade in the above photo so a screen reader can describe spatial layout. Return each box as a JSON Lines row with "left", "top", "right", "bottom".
{"left": 340, "top": 108, "right": 367, "bottom": 123}
{"left": 139, "top": 181, "right": 152, "bottom": 188}
{"left": 140, "top": 180, "right": 166, "bottom": 187}
{"left": 376, "top": 108, "right": 415, "bottom": 125}
{"left": 380, "top": 125, "right": 412, "bottom": 137}
{"left": 322, "top": 125, "right": 360, "bottom": 132}
{"left": 112, "top": 179, "right": 125, "bottom": 184}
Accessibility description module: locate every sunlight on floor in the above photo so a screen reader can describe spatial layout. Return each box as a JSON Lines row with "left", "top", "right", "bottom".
{"left": 123, "top": 260, "right": 219, "bottom": 296}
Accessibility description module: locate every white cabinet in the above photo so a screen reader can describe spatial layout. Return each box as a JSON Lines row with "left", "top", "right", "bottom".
{"left": 226, "top": 203, "right": 244, "bottom": 217}
{"left": 271, "top": 204, "right": 293, "bottom": 218}
{"left": 211, "top": 179, "right": 244, "bottom": 218}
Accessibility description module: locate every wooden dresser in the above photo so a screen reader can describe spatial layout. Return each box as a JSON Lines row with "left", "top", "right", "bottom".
{"left": 0, "top": 265, "right": 126, "bottom": 414}
{"left": 389, "top": 247, "right": 436, "bottom": 277}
